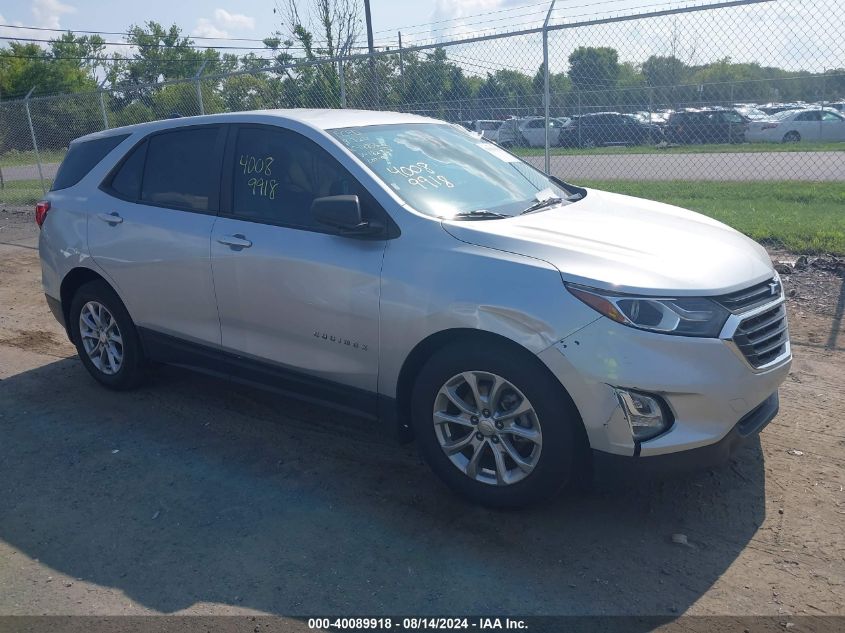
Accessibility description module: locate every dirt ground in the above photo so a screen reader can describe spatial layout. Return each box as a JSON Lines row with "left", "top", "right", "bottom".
{"left": 0, "top": 207, "right": 843, "bottom": 619}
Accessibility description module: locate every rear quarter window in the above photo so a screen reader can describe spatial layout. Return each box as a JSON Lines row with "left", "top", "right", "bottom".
{"left": 51, "top": 134, "right": 129, "bottom": 191}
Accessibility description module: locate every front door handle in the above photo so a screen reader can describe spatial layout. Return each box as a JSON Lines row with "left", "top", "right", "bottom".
{"left": 97, "top": 212, "right": 123, "bottom": 225}
{"left": 217, "top": 234, "right": 253, "bottom": 249}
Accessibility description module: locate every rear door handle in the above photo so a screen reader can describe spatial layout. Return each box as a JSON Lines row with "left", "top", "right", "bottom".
{"left": 97, "top": 212, "right": 123, "bottom": 225}
{"left": 217, "top": 234, "right": 252, "bottom": 249}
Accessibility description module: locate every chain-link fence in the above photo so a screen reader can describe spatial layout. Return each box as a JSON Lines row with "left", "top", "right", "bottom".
{"left": 1, "top": 0, "right": 843, "bottom": 209}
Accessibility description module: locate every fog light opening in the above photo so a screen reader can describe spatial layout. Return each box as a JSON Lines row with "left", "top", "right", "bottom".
{"left": 614, "top": 388, "right": 671, "bottom": 442}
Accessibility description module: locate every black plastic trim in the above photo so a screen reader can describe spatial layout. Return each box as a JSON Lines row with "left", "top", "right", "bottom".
{"left": 45, "top": 294, "right": 65, "bottom": 330}
{"left": 138, "top": 327, "right": 382, "bottom": 422}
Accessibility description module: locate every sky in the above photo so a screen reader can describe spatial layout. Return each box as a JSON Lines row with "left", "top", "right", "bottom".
{"left": 0, "top": 0, "right": 537, "bottom": 49}
{"left": 0, "top": 0, "right": 839, "bottom": 76}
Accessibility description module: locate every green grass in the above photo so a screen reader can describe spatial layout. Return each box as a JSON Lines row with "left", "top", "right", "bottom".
{"left": 580, "top": 180, "right": 845, "bottom": 255}
{"left": 513, "top": 141, "right": 845, "bottom": 157}
{"left": 0, "top": 149, "right": 66, "bottom": 168}
{"left": 0, "top": 179, "right": 45, "bottom": 208}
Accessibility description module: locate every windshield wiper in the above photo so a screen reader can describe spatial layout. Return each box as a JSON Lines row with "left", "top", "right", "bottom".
{"left": 451, "top": 210, "right": 509, "bottom": 220}
{"left": 520, "top": 193, "right": 582, "bottom": 215}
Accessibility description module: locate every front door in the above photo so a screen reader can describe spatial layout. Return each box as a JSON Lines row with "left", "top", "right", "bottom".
{"left": 210, "top": 125, "right": 387, "bottom": 395}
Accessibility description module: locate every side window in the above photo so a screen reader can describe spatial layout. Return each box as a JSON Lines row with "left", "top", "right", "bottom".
{"left": 723, "top": 112, "right": 744, "bottom": 123}
{"left": 527, "top": 119, "right": 544, "bottom": 129}
{"left": 141, "top": 127, "right": 221, "bottom": 212}
{"left": 107, "top": 140, "right": 147, "bottom": 200}
{"left": 52, "top": 134, "right": 129, "bottom": 191}
{"left": 231, "top": 127, "right": 375, "bottom": 231}
{"left": 796, "top": 112, "right": 820, "bottom": 122}
{"left": 821, "top": 111, "right": 843, "bottom": 121}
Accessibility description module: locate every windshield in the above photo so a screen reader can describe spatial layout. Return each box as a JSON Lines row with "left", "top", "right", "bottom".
{"left": 329, "top": 123, "right": 569, "bottom": 219}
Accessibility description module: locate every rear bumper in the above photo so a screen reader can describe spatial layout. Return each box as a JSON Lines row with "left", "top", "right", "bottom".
{"left": 45, "top": 293, "right": 66, "bottom": 331}
{"left": 592, "top": 391, "right": 778, "bottom": 481}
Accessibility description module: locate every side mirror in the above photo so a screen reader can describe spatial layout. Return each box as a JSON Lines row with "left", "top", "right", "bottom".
{"left": 312, "top": 195, "right": 383, "bottom": 236}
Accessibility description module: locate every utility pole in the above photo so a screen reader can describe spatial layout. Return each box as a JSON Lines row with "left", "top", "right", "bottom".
{"left": 398, "top": 31, "right": 405, "bottom": 92}
{"left": 364, "top": 0, "right": 378, "bottom": 106}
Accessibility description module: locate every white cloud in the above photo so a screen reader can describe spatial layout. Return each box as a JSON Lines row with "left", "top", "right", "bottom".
{"left": 213, "top": 8, "right": 255, "bottom": 31}
{"left": 194, "top": 7, "right": 256, "bottom": 40}
{"left": 31, "top": 0, "right": 76, "bottom": 30}
{"left": 194, "top": 17, "right": 229, "bottom": 39}
{"left": 0, "top": 13, "right": 29, "bottom": 40}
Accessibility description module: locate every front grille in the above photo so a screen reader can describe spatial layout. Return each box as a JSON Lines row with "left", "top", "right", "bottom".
{"left": 733, "top": 304, "right": 789, "bottom": 368}
{"left": 716, "top": 278, "right": 781, "bottom": 313}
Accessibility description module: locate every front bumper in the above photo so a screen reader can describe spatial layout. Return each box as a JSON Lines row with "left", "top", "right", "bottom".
{"left": 592, "top": 391, "right": 778, "bottom": 480}
{"left": 537, "top": 311, "right": 791, "bottom": 460}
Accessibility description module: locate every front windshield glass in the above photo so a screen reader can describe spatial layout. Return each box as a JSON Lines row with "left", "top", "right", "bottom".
{"left": 329, "top": 123, "right": 569, "bottom": 219}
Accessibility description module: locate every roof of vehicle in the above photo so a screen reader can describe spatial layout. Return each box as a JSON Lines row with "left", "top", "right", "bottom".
{"left": 72, "top": 108, "right": 440, "bottom": 144}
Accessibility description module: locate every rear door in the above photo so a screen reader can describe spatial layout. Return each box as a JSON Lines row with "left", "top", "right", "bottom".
{"left": 820, "top": 111, "right": 845, "bottom": 141}
{"left": 792, "top": 111, "right": 822, "bottom": 141}
{"left": 210, "top": 124, "right": 388, "bottom": 395}
{"left": 90, "top": 125, "right": 225, "bottom": 345}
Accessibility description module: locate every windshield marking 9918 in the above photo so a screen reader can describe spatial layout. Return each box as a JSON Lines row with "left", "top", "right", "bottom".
{"left": 329, "top": 123, "right": 575, "bottom": 219}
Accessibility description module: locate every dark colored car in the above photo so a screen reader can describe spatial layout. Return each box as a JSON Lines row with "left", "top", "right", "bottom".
{"left": 665, "top": 109, "right": 750, "bottom": 144}
{"left": 559, "top": 113, "right": 662, "bottom": 148}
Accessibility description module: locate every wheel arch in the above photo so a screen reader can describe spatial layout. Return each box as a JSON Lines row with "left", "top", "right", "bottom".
{"left": 392, "top": 328, "right": 589, "bottom": 457}
{"left": 59, "top": 267, "right": 112, "bottom": 337}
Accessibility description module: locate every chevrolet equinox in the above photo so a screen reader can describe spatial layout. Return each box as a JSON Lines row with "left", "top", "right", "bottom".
{"left": 38, "top": 109, "right": 791, "bottom": 506}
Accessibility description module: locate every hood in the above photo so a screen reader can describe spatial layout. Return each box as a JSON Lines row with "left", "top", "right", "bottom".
{"left": 441, "top": 188, "right": 775, "bottom": 295}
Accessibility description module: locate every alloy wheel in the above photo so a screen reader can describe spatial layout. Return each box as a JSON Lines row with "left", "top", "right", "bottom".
{"left": 79, "top": 301, "right": 124, "bottom": 375}
{"left": 433, "top": 371, "right": 542, "bottom": 486}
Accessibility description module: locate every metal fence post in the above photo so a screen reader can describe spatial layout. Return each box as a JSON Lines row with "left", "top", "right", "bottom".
{"left": 195, "top": 61, "right": 208, "bottom": 115}
{"left": 339, "top": 59, "right": 347, "bottom": 108}
{"left": 99, "top": 90, "right": 109, "bottom": 129}
{"left": 24, "top": 87, "right": 46, "bottom": 195}
{"left": 543, "top": 0, "right": 557, "bottom": 174}
{"left": 398, "top": 31, "right": 407, "bottom": 94}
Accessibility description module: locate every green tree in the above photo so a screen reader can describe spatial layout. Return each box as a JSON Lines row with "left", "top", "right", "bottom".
{"left": 567, "top": 46, "right": 620, "bottom": 93}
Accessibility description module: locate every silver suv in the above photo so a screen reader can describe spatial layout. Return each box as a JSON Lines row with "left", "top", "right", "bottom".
{"left": 38, "top": 110, "right": 791, "bottom": 507}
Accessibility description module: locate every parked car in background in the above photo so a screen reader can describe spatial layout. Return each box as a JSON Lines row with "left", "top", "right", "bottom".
{"left": 827, "top": 102, "right": 845, "bottom": 113}
{"left": 559, "top": 112, "right": 662, "bottom": 148}
{"left": 38, "top": 109, "right": 790, "bottom": 507}
{"left": 665, "top": 108, "right": 749, "bottom": 144}
{"left": 746, "top": 108, "right": 845, "bottom": 143}
{"left": 495, "top": 116, "right": 571, "bottom": 148}
{"left": 734, "top": 105, "right": 769, "bottom": 121}
{"left": 758, "top": 102, "right": 807, "bottom": 115}
{"left": 467, "top": 119, "right": 502, "bottom": 140}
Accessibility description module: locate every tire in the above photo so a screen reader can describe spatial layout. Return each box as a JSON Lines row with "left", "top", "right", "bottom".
{"left": 783, "top": 131, "right": 801, "bottom": 143}
{"left": 411, "top": 339, "right": 582, "bottom": 508}
{"left": 580, "top": 136, "right": 597, "bottom": 149}
{"left": 69, "top": 279, "right": 148, "bottom": 390}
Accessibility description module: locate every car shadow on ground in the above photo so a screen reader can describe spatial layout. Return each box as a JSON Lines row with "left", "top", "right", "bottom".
{"left": 0, "top": 357, "right": 767, "bottom": 618}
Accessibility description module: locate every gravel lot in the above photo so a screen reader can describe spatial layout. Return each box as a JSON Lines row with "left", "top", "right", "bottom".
{"left": 1, "top": 210, "right": 843, "bottom": 619}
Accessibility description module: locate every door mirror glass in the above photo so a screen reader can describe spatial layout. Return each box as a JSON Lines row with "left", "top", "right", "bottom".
{"left": 312, "top": 195, "right": 364, "bottom": 231}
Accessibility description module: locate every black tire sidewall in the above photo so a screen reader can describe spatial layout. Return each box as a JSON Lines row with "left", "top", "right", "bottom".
{"left": 69, "top": 280, "right": 146, "bottom": 390}
{"left": 411, "top": 341, "right": 579, "bottom": 508}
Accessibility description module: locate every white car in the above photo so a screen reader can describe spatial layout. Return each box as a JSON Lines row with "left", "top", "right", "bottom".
{"left": 471, "top": 119, "right": 502, "bottom": 141}
{"left": 746, "top": 108, "right": 845, "bottom": 143}
{"left": 497, "top": 116, "right": 570, "bottom": 148}
{"left": 38, "top": 109, "right": 790, "bottom": 507}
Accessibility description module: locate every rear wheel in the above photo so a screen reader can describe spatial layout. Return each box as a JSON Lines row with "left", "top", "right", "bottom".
{"left": 69, "top": 280, "right": 148, "bottom": 390}
{"left": 783, "top": 131, "right": 801, "bottom": 143}
{"left": 411, "top": 340, "right": 581, "bottom": 507}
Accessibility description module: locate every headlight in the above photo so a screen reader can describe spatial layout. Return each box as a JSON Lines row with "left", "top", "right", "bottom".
{"left": 566, "top": 283, "right": 730, "bottom": 338}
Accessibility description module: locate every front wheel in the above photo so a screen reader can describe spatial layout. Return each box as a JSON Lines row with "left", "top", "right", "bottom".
{"left": 411, "top": 341, "right": 581, "bottom": 507}
{"left": 782, "top": 131, "right": 801, "bottom": 143}
{"left": 69, "top": 279, "right": 148, "bottom": 390}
